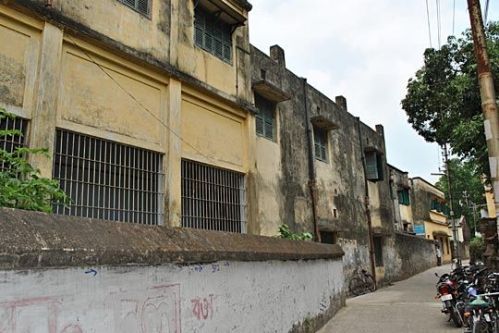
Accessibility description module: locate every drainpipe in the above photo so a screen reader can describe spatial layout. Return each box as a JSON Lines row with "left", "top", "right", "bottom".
{"left": 302, "top": 78, "right": 321, "bottom": 242}
{"left": 356, "top": 117, "right": 376, "bottom": 285}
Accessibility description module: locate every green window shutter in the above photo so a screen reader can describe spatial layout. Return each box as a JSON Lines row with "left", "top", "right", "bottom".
{"left": 256, "top": 114, "right": 264, "bottom": 135}
{"left": 255, "top": 94, "right": 275, "bottom": 140}
{"left": 376, "top": 153, "right": 384, "bottom": 181}
{"left": 398, "top": 191, "right": 404, "bottom": 204}
{"left": 193, "top": 6, "right": 232, "bottom": 63}
{"left": 399, "top": 189, "right": 410, "bottom": 205}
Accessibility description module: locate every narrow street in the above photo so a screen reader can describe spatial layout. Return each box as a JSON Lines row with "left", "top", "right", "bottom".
{"left": 318, "top": 264, "right": 461, "bottom": 333}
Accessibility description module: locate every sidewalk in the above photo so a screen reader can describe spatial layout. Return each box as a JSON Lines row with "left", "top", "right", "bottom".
{"left": 317, "top": 264, "right": 460, "bottom": 333}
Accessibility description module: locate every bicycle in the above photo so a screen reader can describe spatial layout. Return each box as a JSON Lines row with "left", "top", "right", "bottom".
{"left": 349, "top": 268, "right": 376, "bottom": 296}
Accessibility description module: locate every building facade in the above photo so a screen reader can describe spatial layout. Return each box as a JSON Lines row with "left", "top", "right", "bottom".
{"left": 0, "top": 0, "right": 438, "bottom": 290}
{"left": 410, "top": 177, "right": 452, "bottom": 263}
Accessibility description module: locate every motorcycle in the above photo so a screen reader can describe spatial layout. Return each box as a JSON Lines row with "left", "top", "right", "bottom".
{"left": 435, "top": 272, "right": 463, "bottom": 327}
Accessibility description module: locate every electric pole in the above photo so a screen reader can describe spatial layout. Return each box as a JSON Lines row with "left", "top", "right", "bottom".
{"left": 467, "top": 0, "right": 499, "bottom": 239}
{"left": 443, "top": 144, "right": 461, "bottom": 267}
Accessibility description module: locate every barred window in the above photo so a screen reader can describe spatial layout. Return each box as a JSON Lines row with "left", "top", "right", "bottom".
{"left": 53, "top": 129, "right": 164, "bottom": 225}
{"left": 181, "top": 159, "right": 246, "bottom": 233}
{"left": 0, "top": 115, "right": 28, "bottom": 171}
{"left": 194, "top": 6, "right": 233, "bottom": 63}
{"left": 118, "top": 0, "right": 151, "bottom": 16}
{"left": 255, "top": 94, "right": 276, "bottom": 141}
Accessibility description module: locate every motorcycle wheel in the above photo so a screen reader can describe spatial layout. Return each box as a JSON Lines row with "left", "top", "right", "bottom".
{"left": 472, "top": 319, "right": 488, "bottom": 333}
{"left": 450, "top": 306, "right": 463, "bottom": 328}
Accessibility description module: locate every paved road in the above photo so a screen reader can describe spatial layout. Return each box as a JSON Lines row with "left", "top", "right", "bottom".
{"left": 318, "top": 264, "right": 462, "bottom": 333}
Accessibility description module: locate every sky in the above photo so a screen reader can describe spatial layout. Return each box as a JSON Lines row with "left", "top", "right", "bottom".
{"left": 248, "top": 0, "right": 497, "bottom": 184}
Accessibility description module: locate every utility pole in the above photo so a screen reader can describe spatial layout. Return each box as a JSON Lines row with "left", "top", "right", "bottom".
{"left": 443, "top": 144, "right": 461, "bottom": 267}
{"left": 467, "top": 0, "right": 499, "bottom": 240}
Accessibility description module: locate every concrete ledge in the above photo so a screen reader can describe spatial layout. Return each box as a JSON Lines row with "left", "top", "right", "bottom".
{"left": 0, "top": 208, "right": 344, "bottom": 270}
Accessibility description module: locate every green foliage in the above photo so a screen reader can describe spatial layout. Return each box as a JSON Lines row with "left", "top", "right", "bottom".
{"left": 402, "top": 22, "right": 499, "bottom": 176}
{"left": 278, "top": 224, "right": 313, "bottom": 241}
{"left": 0, "top": 108, "right": 68, "bottom": 213}
{"left": 435, "top": 159, "right": 485, "bottom": 232}
{"left": 469, "top": 237, "right": 485, "bottom": 263}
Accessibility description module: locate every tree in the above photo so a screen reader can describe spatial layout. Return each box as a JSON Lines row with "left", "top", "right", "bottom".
{"left": 401, "top": 22, "right": 499, "bottom": 177}
{"left": 435, "top": 158, "right": 485, "bottom": 233}
{"left": 0, "top": 108, "right": 68, "bottom": 212}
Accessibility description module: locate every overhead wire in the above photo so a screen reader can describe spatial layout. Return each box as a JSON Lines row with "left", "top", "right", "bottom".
{"left": 485, "top": 0, "right": 490, "bottom": 24}
{"left": 436, "top": 0, "right": 442, "bottom": 48}
{"left": 452, "top": 0, "right": 456, "bottom": 36}
{"left": 426, "top": 0, "right": 433, "bottom": 48}
{"left": 65, "top": 34, "right": 218, "bottom": 165}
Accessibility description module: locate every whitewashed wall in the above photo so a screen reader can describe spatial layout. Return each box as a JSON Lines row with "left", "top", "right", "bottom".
{"left": 0, "top": 259, "right": 343, "bottom": 333}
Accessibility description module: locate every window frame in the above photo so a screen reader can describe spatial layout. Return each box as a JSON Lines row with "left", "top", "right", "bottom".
{"left": 255, "top": 94, "right": 276, "bottom": 141}
{"left": 313, "top": 126, "right": 328, "bottom": 162}
{"left": 181, "top": 159, "right": 247, "bottom": 233}
{"left": 373, "top": 236, "right": 384, "bottom": 267}
{"left": 365, "top": 150, "right": 384, "bottom": 181}
{"left": 52, "top": 129, "right": 164, "bottom": 225}
{"left": 397, "top": 188, "right": 410, "bottom": 206}
{"left": 117, "top": 0, "right": 152, "bottom": 18}
{"left": 194, "top": 5, "right": 234, "bottom": 63}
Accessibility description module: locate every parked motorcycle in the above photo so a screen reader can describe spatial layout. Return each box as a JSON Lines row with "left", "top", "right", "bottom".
{"left": 435, "top": 271, "right": 463, "bottom": 327}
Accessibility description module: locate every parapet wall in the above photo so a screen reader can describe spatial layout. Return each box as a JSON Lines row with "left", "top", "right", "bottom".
{"left": 0, "top": 208, "right": 345, "bottom": 332}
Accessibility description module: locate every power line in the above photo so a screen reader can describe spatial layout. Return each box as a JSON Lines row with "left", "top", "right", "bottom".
{"left": 436, "top": 0, "right": 442, "bottom": 48}
{"left": 65, "top": 35, "right": 217, "bottom": 165}
{"left": 426, "top": 0, "right": 433, "bottom": 48}
{"left": 452, "top": 0, "right": 456, "bottom": 35}
{"left": 485, "top": 0, "right": 490, "bottom": 24}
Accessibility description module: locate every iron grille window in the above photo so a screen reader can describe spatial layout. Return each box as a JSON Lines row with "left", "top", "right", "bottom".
{"left": 255, "top": 94, "right": 276, "bottom": 140}
{"left": 0, "top": 115, "right": 28, "bottom": 171}
{"left": 194, "top": 6, "right": 233, "bottom": 63}
{"left": 53, "top": 129, "right": 164, "bottom": 225}
{"left": 314, "top": 127, "right": 328, "bottom": 162}
{"left": 181, "top": 159, "right": 246, "bottom": 233}
{"left": 118, "top": 0, "right": 151, "bottom": 16}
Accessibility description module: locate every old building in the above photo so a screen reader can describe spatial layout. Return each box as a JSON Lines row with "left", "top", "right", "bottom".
{"left": 389, "top": 164, "right": 414, "bottom": 233}
{"left": 250, "top": 45, "right": 398, "bottom": 284}
{"left": 0, "top": 0, "right": 438, "bottom": 300}
{"left": 410, "top": 177, "right": 452, "bottom": 263}
{"left": 0, "top": 0, "right": 258, "bottom": 232}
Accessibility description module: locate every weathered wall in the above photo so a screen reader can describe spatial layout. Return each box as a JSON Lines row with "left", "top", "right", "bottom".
{"left": 383, "top": 232, "right": 437, "bottom": 282}
{"left": 0, "top": 208, "right": 345, "bottom": 333}
{"left": 0, "top": 260, "right": 344, "bottom": 333}
{"left": 250, "top": 45, "right": 395, "bottom": 285}
{"left": 0, "top": 3, "right": 256, "bottom": 229}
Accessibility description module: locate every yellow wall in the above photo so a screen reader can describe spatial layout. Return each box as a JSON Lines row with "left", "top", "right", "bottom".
{"left": 429, "top": 211, "right": 447, "bottom": 224}
{"left": 0, "top": 6, "right": 42, "bottom": 118}
{"left": 424, "top": 220, "right": 452, "bottom": 262}
{"left": 0, "top": 5, "right": 253, "bottom": 229}
{"left": 174, "top": 0, "right": 252, "bottom": 102}
{"left": 485, "top": 187, "right": 497, "bottom": 218}
{"left": 255, "top": 135, "right": 282, "bottom": 236}
{"left": 46, "top": 0, "right": 171, "bottom": 64}
{"left": 181, "top": 88, "right": 249, "bottom": 173}
{"left": 399, "top": 204, "right": 413, "bottom": 225}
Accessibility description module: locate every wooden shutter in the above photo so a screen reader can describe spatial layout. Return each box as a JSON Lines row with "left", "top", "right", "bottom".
{"left": 365, "top": 151, "right": 379, "bottom": 180}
